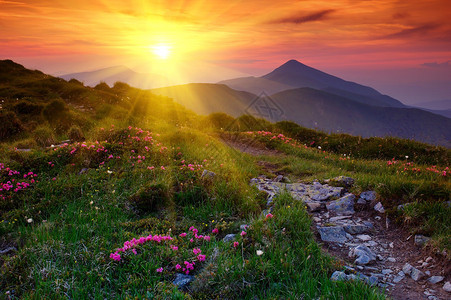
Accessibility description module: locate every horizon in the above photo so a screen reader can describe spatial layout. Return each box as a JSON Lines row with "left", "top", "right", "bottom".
{"left": 1, "top": 0, "right": 451, "bottom": 104}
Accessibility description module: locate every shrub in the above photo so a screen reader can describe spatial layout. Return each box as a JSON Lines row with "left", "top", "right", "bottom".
{"left": 207, "top": 113, "right": 236, "bottom": 130}
{"left": 68, "top": 125, "right": 85, "bottom": 142}
{"left": 129, "top": 183, "right": 171, "bottom": 213}
{"left": 0, "top": 111, "right": 23, "bottom": 140}
{"left": 94, "top": 82, "right": 111, "bottom": 92}
{"left": 13, "top": 100, "right": 44, "bottom": 115}
{"left": 33, "top": 126, "right": 56, "bottom": 147}
{"left": 42, "top": 99, "right": 67, "bottom": 123}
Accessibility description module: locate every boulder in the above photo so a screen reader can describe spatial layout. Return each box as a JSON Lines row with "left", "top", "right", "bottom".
{"left": 330, "top": 271, "right": 347, "bottom": 281}
{"left": 359, "top": 191, "right": 377, "bottom": 202}
{"left": 222, "top": 234, "right": 236, "bottom": 242}
{"left": 373, "top": 202, "right": 385, "bottom": 213}
{"left": 428, "top": 276, "right": 444, "bottom": 284}
{"left": 326, "top": 194, "right": 355, "bottom": 215}
{"left": 414, "top": 235, "right": 430, "bottom": 246}
{"left": 349, "top": 245, "right": 376, "bottom": 265}
{"left": 173, "top": 273, "right": 194, "bottom": 289}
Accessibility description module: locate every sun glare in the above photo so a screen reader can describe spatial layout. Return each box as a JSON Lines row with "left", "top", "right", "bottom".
{"left": 152, "top": 44, "right": 171, "bottom": 59}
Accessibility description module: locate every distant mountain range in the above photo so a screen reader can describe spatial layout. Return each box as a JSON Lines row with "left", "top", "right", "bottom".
{"left": 150, "top": 60, "right": 451, "bottom": 147}
{"left": 60, "top": 66, "right": 169, "bottom": 89}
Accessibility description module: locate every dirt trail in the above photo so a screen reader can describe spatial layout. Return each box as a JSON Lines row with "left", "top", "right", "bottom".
{"left": 223, "top": 136, "right": 450, "bottom": 300}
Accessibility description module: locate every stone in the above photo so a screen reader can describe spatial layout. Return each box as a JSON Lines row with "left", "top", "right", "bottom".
{"left": 368, "top": 275, "right": 379, "bottom": 286}
{"left": 426, "top": 271, "right": 431, "bottom": 276}
{"left": 388, "top": 257, "right": 396, "bottom": 263}
{"left": 443, "top": 281, "right": 451, "bottom": 292}
{"left": 327, "top": 176, "right": 355, "bottom": 187}
{"left": 222, "top": 234, "right": 236, "bottom": 242}
{"left": 414, "top": 235, "right": 430, "bottom": 246}
{"left": 330, "top": 271, "right": 347, "bottom": 281}
{"left": 329, "top": 215, "right": 351, "bottom": 222}
{"left": 313, "top": 217, "right": 321, "bottom": 223}
{"left": 389, "top": 242, "right": 394, "bottom": 248}
{"left": 318, "top": 226, "right": 349, "bottom": 243}
{"left": 273, "top": 175, "right": 284, "bottom": 182}
{"left": 305, "top": 202, "right": 322, "bottom": 212}
{"left": 359, "top": 191, "right": 377, "bottom": 201}
{"left": 201, "top": 169, "right": 216, "bottom": 179}
{"left": 356, "top": 234, "right": 372, "bottom": 241}
{"left": 79, "top": 168, "right": 88, "bottom": 175}
{"left": 357, "top": 198, "right": 367, "bottom": 205}
{"left": 428, "top": 276, "right": 444, "bottom": 284}
{"left": 410, "top": 267, "right": 425, "bottom": 281}
{"left": 375, "top": 216, "right": 381, "bottom": 220}
{"left": 343, "top": 224, "right": 370, "bottom": 235}
{"left": 0, "top": 247, "right": 17, "bottom": 255}
{"left": 425, "top": 256, "right": 433, "bottom": 263}
{"left": 374, "top": 202, "right": 385, "bottom": 213}
{"left": 402, "top": 263, "right": 413, "bottom": 275}
{"left": 349, "top": 245, "right": 376, "bottom": 265}
{"left": 382, "top": 269, "right": 393, "bottom": 275}
{"left": 393, "top": 276, "right": 404, "bottom": 283}
{"left": 326, "top": 194, "right": 355, "bottom": 215}
{"left": 173, "top": 273, "right": 194, "bottom": 289}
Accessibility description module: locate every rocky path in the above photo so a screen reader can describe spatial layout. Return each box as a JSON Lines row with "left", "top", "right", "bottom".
{"left": 251, "top": 175, "right": 450, "bottom": 299}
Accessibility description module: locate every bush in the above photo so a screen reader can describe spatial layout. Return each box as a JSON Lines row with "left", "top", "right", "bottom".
{"left": 13, "top": 100, "right": 44, "bottom": 115}
{"left": 33, "top": 126, "right": 56, "bottom": 147}
{"left": 0, "top": 111, "right": 23, "bottom": 140}
{"left": 94, "top": 82, "right": 111, "bottom": 92}
{"left": 42, "top": 99, "right": 67, "bottom": 123}
{"left": 207, "top": 113, "right": 236, "bottom": 130}
{"left": 68, "top": 125, "right": 85, "bottom": 142}
{"left": 129, "top": 183, "right": 171, "bottom": 213}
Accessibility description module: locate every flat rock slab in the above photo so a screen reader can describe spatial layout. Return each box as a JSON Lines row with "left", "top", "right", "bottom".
{"left": 349, "top": 245, "right": 376, "bottom": 265}
{"left": 173, "top": 273, "right": 194, "bottom": 289}
{"left": 343, "top": 224, "right": 371, "bottom": 234}
{"left": 318, "top": 226, "right": 349, "bottom": 243}
{"left": 326, "top": 194, "right": 355, "bottom": 215}
{"left": 359, "top": 191, "right": 376, "bottom": 201}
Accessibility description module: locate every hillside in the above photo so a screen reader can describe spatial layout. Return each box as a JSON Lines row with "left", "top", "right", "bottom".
{"left": 0, "top": 60, "right": 450, "bottom": 299}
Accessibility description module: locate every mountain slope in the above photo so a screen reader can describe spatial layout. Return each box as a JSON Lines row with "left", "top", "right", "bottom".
{"left": 269, "top": 88, "right": 451, "bottom": 147}
{"left": 219, "top": 60, "right": 405, "bottom": 108}
{"left": 60, "top": 66, "right": 168, "bottom": 89}
{"left": 150, "top": 83, "right": 257, "bottom": 116}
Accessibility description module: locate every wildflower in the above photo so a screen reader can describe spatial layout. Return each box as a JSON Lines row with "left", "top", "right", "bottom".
{"left": 161, "top": 166, "right": 165, "bottom": 170}
{"left": 203, "top": 235, "right": 211, "bottom": 241}
{"left": 170, "top": 245, "right": 178, "bottom": 251}
{"left": 156, "top": 267, "right": 163, "bottom": 273}
{"left": 190, "top": 238, "right": 194, "bottom": 243}
{"left": 132, "top": 249, "right": 137, "bottom": 255}
{"left": 179, "top": 233, "right": 187, "bottom": 237}
{"left": 27, "top": 218, "right": 33, "bottom": 223}
{"left": 233, "top": 241, "right": 239, "bottom": 248}
{"left": 256, "top": 250, "right": 264, "bottom": 256}
{"left": 193, "top": 248, "right": 201, "bottom": 255}
{"left": 240, "top": 231, "right": 247, "bottom": 237}
{"left": 197, "top": 254, "right": 206, "bottom": 262}
{"left": 212, "top": 228, "right": 219, "bottom": 234}
{"left": 175, "top": 264, "right": 182, "bottom": 270}
{"left": 265, "top": 213, "right": 274, "bottom": 219}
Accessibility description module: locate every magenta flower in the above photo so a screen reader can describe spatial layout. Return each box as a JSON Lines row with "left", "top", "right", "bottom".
{"left": 175, "top": 264, "right": 181, "bottom": 270}
{"left": 240, "top": 231, "right": 247, "bottom": 237}
{"left": 179, "top": 232, "right": 187, "bottom": 237}
{"left": 212, "top": 228, "right": 219, "bottom": 234}
{"left": 156, "top": 267, "right": 163, "bottom": 273}
{"left": 265, "top": 213, "right": 274, "bottom": 219}
{"left": 193, "top": 248, "right": 201, "bottom": 255}
{"left": 197, "top": 254, "right": 206, "bottom": 262}
{"left": 233, "top": 241, "right": 239, "bottom": 248}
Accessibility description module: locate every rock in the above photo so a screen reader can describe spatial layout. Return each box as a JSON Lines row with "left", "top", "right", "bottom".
{"left": 343, "top": 224, "right": 370, "bottom": 234}
{"left": 443, "top": 281, "right": 451, "bottom": 292}
{"left": 173, "top": 273, "right": 194, "bottom": 289}
{"left": 201, "top": 169, "right": 216, "bottom": 179}
{"left": 374, "top": 202, "right": 385, "bottom": 213}
{"left": 428, "top": 276, "right": 444, "bottom": 284}
{"left": 330, "top": 271, "right": 347, "bottom": 281}
{"left": 375, "top": 216, "right": 381, "bottom": 220}
{"left": 397, "top": 202, "right": 414, "bottom": 211}
{"left": 305, "top": 202, "right": 322, "bottom": 212}
{"left": 389, "top": 242, "right": 394, "bottom": 248}
{"left": 79, "top": 168, "right": 88, "bottom": 175}
{"left": 410, "top": 267, "right": 425, "bottom": 281}
{"left": 356, "top": 234, "right": 372, "bottom": 241}
{"left": 357, "top": 198, "right": 367, "bottom": 205}
{"left": 222, "top": 234, "right": 236, "bottom": 242}
{"left": 273, "top": 175, "right": 284, "bottom": 182}
{"left": 329, "top": 215, "right": 351, "bottom": 222}
{"left": 402, "top": 263, "right": 413, "bottom": 275}
{"left": 360, "top": 191, "right": 377, "bottom": 201}
{"left": 393, "top": 276, "right": 404, "bottom": 283}
{"left": 368, "top": 275, "right": 379, "bottom": 286}
{"left": 426, "top": 271, "right": 431, "bottom": 276}
{"left": 414, "top": 235, "right": 430, "bottom": 246}
{"left": 326, "top": 194, "right": 355, "bottom": 215}
{"left": 313, "top": 217, "right": 321, "bottom": 223}
{"left": 317, "top": 226, "right": 349, "bottom": 243}
{"left": 382, "top": 269, "right": 393, "bottom": 275}
{"left": 349, "top": 245, "right": 376, "bottom": 265}
{"left": 388, "top": 257, "right": 396, "bottom": 263}
{"left": 327, "top": 176, "right": 355, "bottom": 187}
{"left": 425, "top": 256, "right": 433, "bottom": 263}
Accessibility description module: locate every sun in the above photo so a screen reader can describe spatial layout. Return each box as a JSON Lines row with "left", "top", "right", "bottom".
{"left": 152, "top": 44, "right": 171, "bottom": 59}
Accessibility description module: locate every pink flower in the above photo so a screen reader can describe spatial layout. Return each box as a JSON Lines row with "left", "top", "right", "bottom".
{"left": 189, "top": 238, "right": 194, "bottom": 243}
{"left": 170, "top": 245, "right": 178, "bottom": 251}
{"left": 179, "top": 232, "right": 187, "bottom": 237}
{"left": 265, "top": 213, "right": 274, "bottom": 219}
{"left": 233, "top": 241, "right": 239, "bottom": 248}
{"left": 212, "top": 228, "right": 219, "bottom": 234}
{"left": 175, "top": 264, "right": 181, "bottom": 270}
{"left": 132, "top": 248, "right": 137, "bottom": 255}
{"left": 197, "top": 254, "right": 206, "bottom": 262}
{"left": 240, "top": 231, "right": 247, "bottom": 237}
{"left": 203, "top": 235, "right": 211, "bottom": 241}
{"left": 161, "top": 166, "right": 165, "bottom": 170}
{"left": 193, "top": 248, "right": 201, "bottom": 255}
{"left": 156, "top": 267, "right": 163, "bottom": 273}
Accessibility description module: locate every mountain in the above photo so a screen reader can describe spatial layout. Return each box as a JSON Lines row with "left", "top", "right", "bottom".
{"left": 219, "top": 60, "right": 405, "bottom": 108}
{"left": 411, "top": 99, "right": 451, "bottom": 110}
{"left": 151, "top": 82, "right": 451, "bottom": 147}
{"left": 268, "top": 88, "right": 451, "bottom": 147}
{"left": 60, "top": 66, "right": 169, "bottom": 88}
{"left": 150, "top": 83, "right": 257, "bottom": 116}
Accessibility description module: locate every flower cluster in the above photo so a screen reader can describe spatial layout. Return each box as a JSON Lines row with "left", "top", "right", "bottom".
{"left": 0, "top": 163, "right": 38, "bottom": 201}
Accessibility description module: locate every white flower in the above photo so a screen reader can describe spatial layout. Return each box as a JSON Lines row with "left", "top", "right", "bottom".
{"left": 318, "top": 146, "right": 321, "bottom": 149}
{"left": 256, "top": 250, "right": 264, "bottom": 256}
{"left": 27, "top": 218, "right": 33, "bottom": 223}
{"left": 405, "top": 156, "right": 409, "bottom": 159}
{"left": 90, "top": 201, "right": 93, "bottom": 205}
{"left": 107, "top": 170, "right": 113, "bottom": 174}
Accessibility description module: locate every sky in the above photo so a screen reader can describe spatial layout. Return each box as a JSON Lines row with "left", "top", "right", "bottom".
{"left": 1, "top": 0, "right": 450, "bottom": 104}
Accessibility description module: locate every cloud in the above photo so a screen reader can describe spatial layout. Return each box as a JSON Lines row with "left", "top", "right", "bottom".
{"left": 421, "top": 61, "right": 451, "bottom": 68}
{"left": 383, "top": 23, "right": 440, "bottom": 39}
{"left": 267, "top": 9, "right": 335, "bottom": 25}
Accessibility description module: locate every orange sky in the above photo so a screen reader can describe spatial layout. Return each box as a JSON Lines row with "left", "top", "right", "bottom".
{"left": 1, "top": 0, "right": 450, "bottom": 103}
